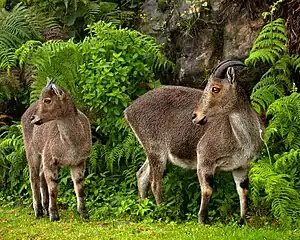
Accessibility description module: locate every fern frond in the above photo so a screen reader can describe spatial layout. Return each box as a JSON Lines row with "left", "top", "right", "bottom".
{"left": 251, "top": 84, "right": 285, "bottom": 113}
{"left": 0, "top": 48, "right": 17, "bottom": 70}
{"left": 0, "top": 3, "right": 59, "bottom": 71}
{"left": 245, "top": 18, "right": 288, "bottom": 66}
{"left": 251, "top": 56, "right": 293, "bottom": 113}
{"left": 292, "top": 55, "right": 300, "bottom": 73}
{"left": 250, "top": 153, "right": 300, "bottom": 223}
{"left": 274, "top": 149, "right": 300, "bottom": 175}
{"left": 0, "top": 70, "right": 19, "bottom": 101}
{"left": 259, "top": 18, "right": 287, "bottom": 36}
{"left": 0, "top": 123, "right": 27, "bottom": 192}
{"left": 15, "top": 39, "right": 83, "bottom": 102}
{"left": 15, "top": 40, "right": 42, "bottom": 67}
{"left": 265, "top": 93, "right": 300, "bottom": 149}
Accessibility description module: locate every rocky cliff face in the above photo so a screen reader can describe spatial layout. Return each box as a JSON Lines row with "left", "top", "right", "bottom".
{"left": 137, "top": 0, "right": 266, "bottom": 88}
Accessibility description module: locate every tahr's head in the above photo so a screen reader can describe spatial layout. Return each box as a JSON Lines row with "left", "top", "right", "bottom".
{"left": 192, "top": 60, "right": 245, "bottom": 125}
{"left": 31, "top": 78, "right": 76, "bottom": 125}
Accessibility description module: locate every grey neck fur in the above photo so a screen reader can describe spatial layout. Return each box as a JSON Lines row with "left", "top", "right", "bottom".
{"left": 57, "top": 116, "right": 85, "bottom": 146}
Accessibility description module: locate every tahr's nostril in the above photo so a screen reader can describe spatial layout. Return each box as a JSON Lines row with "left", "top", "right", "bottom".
{"left": 30, "top": 116, "right": 35, "bottom": 121}
{"left": 192, "top": 113, "right": 197, "bottom": 120}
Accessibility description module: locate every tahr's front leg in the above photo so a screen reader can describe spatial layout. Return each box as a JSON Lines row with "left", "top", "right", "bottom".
{"left": 197, "top": 168, "right": 214, "bottom": 224}
{"left": 28, "top": 153, "right": 43, "bottom": 218}
{"left": 40, "top": 170, "right": 49, "bottom": 216}
{"left": 71, "top": 162, "right": 89, "bottom": 220}
{"left": 44, "top": 164, "right": 59, "bottom": 221}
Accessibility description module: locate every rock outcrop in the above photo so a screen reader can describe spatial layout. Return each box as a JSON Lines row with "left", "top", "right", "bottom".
{"left": 137, "top": 0, "right": 266, "bottom": 87}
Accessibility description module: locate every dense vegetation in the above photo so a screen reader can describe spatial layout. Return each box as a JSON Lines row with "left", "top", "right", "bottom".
{"left": 0, "top": 0, "right": 299, "bottom": 231}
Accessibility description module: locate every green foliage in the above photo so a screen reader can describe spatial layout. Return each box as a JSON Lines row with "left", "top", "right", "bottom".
{"left": 247, "top": 16, "right": 300, "bottom": 225}
{"left": 0, "top": 123, "right": 29, "bottom": 198}
{"left": 0, "top": 3, "right": 58, "bottom": 102}
{"left": 0, "top": 72, "right": 19, "bottom": 103}
{"left": 247, "top": 18, "right": 300, "bottom": 114}
{"left": 265, "top": 93, "right": 300, "bottom": 151}
{"left": 78, "top": 22, "right": 172, "bottom": 144}
{"left": 0, "top": 3, "right": 58, "bottom": 70}
{"left": 15, "top": 21, "right": 173, "bottom": 170}
{"left": 23, "top": 39, "right": 82, "bottom": 102}
{"left": 250, "top": 149, "right": 300, "bottom": 224}
{"left": 245, "top": 18, "right": 288, "bottom": 66}
{"left": 250, "top": 56, "right": 295, "bottom": 114}
{"left": 20, "top": 0, "right": 135, "bottom": 39}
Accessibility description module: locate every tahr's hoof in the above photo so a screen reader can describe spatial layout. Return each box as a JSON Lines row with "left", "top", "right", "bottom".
{"left": 198, "top": 215, "right": 208, "bottom": 224}
{"left": 50, "top": 212, "right": 60, "bottom": 222}
{"left": 238, "top": 217, "right": 247, "bottom": 225}
{"left": 45, "top": 209, "right": 49, "bottom": 216}
{"left": 34, "top": 204, "right": 43, "bottom": 218}
{"left": 79, "top": 209, "right": 89, "bottom": 220}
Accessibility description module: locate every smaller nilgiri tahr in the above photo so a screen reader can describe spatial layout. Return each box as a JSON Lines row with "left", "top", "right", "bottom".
{"left": 21, "top": 79, "right": 92, "bottom": 222}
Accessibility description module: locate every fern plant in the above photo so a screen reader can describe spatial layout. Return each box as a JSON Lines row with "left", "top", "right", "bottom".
{"left": 245, "top": 18, "right": 288, "bottom": 66}
{"left": 246, "top": 17, "right": 300, "bottom": 114}
{"left": 18, "top": 39, "right": 83, "bottom": 103}
{"left": 250, "top": 149, "right": 300, "bottom": 224}
{"left": 250, "top": 55, "right": 294, "bottom": 114}
{"left": 265, "top": 93, "right": 300, "bottom": 151}
{"left": 0, "top": 3, "right": 58, "bottom": 102}
{"left": 0, "top": 3, "right": 58, "bottom": 70}
{"left": 246, "top": 14, "right": 300, "bottom": 225}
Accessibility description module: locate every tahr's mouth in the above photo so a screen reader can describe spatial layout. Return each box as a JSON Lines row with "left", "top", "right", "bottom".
{"left": 198, "top": 116, "right": 207, "bottom": 125}
{"left": 192, "top": 115, "right": 208, "bottom": 125}
{"left": 31, "top": 116, "right": 43, "bottom": 125}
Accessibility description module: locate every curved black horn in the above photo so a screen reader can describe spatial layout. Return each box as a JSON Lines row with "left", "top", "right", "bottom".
{"left": 212, "top": 60, "right": 245, "bottom": 79}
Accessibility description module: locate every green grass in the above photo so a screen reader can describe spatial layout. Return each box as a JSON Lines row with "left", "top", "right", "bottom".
{"left": 0, "top": 206, "right": 299, "bottom": 240}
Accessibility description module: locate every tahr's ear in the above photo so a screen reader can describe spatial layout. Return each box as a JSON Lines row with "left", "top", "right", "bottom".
{"left": 226, "top": 67, "right": 235, "bottom": 84}
{"left": 52, "top": 84, "right": 65, "bottom": 100}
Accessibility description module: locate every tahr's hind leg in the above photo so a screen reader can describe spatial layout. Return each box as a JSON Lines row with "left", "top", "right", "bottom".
{"left": 136, "top": 160, "right": 150, "bottom": 200}
{"left": 232, "top": 168, "right": 249, "bottom": 224}
{"left": 148, "top": 151, "right": 167, "bottom": 204}
{"left": 28, "top": 152, "right": 43, "bottom": 218}
{"left": 71, "top": 162, "right": 89, "bottom": 220}
{"left": 40, "top": 169, "right": 49, "bottom": 216}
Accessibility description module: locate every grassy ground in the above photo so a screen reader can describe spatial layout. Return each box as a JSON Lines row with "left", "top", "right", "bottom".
{"left": 0, "top": 206, "right": 299, "bottom": 240}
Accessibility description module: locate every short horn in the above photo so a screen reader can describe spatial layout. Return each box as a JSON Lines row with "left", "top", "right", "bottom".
{"left": 212, "top": 60, "right": 245, "bottom": 79}
{"left": 46, "top": 77, "right": 53, "bottom": 89}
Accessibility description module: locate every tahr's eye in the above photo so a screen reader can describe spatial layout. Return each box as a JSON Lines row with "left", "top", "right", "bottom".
{"left": 43, "top": 98, "right": 52, "bottom": 104}
{"left": 212, "top": 87, "right": 220, "bottom": 93}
